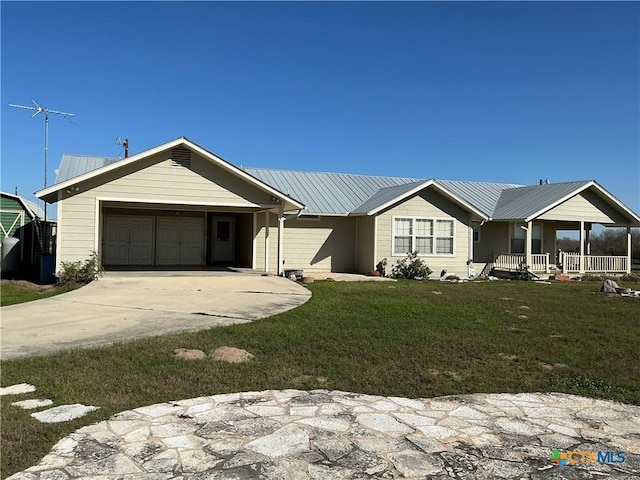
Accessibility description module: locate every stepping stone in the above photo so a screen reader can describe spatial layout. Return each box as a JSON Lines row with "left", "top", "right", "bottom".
{"left": 11, "top": 399, "right": 54, "bottom": 410}
{"left": 0, "top": 383, "right": 36, "bottom": 396}
{"left": 31, "top": 404, "right": 99, "bottom": 423}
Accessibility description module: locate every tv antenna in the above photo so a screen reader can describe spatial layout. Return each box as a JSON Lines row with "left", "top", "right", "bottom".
{"left": 8, "top": 100, "right": 75, "bottom": 221}
{"left": 116, "top": 137, "right": 129, "bottom": 158}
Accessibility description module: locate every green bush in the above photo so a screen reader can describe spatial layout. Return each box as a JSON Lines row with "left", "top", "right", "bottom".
{"left": 57, "top": 251, "right": 103, "bottom": 284}
{"left": 391, "top": 251, "right": 432, "bottom": 280}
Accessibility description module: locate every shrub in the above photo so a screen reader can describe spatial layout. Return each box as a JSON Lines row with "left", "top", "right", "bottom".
{"left": 391, "top": 251, "right": 432, "bottom": 280}
{"left": 57, "top": 251, "right": 103, "bottom": 284}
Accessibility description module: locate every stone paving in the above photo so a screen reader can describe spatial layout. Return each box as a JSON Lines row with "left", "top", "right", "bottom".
{"left": 8, "top": 390, "right": 640, "bottom": 479}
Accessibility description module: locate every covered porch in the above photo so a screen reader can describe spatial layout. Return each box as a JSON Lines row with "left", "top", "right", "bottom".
{"left": 492, "top": 221, "right": 633, "bottom": 275}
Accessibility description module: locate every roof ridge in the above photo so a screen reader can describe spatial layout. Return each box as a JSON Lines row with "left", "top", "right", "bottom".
{"left": 244, "top": 166, "right": 422, "bottom": 181}
{"left": 63, "top": 153, "right": 121, "bottom": 160}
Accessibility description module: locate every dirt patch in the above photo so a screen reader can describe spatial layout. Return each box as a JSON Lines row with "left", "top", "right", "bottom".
{"left": 210, "top": 346, "right": 254, "bottom": 363}
{"left": 173, "top": 348, "right": 207, "bottom": 360}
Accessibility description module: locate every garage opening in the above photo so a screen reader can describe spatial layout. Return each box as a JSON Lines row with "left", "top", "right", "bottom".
{"left": 102, "top": 207, "right": 252, "bottom": 270}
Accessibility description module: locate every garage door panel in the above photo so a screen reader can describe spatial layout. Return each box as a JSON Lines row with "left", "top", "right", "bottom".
{"left": 104, "top": 215, "right": 154, "bottom": 266}
{"left": 129, "top": 217, "right": 154, "bottom": 265}
{"left": 104, "top": 213, "right": 204, "bottom": 267}
{"left": 156, "top": 217, "right": 204, "bottom": 266}
{"left": 104, "top": 216, "right": 131, "bottom": 265}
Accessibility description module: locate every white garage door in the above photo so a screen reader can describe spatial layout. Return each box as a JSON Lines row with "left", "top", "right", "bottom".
{"left": 156, "top": 217, "right": 204, "bottom": 265}
{"left": 103, "top": 215, "right": 154, "bottom": 265}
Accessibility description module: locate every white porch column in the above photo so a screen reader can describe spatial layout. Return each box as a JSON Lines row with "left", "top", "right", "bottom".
{"left": 264, "top": 211, "right": 270, "bottom": 273}
{"left": 627, "top": 226, "right": 632, "bottom": 274}
{"left": 579, "top": 221, "right": 585, "bottom": 274}
{"left": 585, "top": 224, "right": 591, "bottom": 255}
{"left": 525, "top": 221, "right": 532, "bottom": 271}
{"left": 277, "top": 205, "right": 284, "bottom": 276}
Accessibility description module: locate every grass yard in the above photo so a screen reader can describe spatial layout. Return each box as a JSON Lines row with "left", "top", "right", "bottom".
{"left": 0, "top": 280, "right": 79, "bottom": 307}
{"left": 1, "top": 279, "right": 639, "bottom": 477}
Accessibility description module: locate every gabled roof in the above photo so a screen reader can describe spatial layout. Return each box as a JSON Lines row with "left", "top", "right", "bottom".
{"left": 37, "top": 137, "right": 305, "bottom": 210}
{"left": 493, "top": 180, "right": 640, "bottom": 224}
{"left": 0, "top": 191, "right": 45, "bottom": 219}
{"left": 350, "top": 181, "right": 429, "bottom": 215}
{"left": 40, "top": 138, "right": 640, "bottom": 224}
{"left": 493, "top": 181, "right": 591, "bottom": 221}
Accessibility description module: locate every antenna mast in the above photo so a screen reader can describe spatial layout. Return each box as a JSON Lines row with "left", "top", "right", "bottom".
{"left": 9, "top": 100, "right": 75, "bottom": 221}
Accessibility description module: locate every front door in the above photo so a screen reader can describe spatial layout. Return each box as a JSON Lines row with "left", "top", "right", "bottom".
{"left": 212, "top": 217, "right": 234, "bottom": 262}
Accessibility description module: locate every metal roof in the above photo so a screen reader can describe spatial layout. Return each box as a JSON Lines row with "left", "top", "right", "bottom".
{"left": 245, "top": 168, "right": 420, "bottom": 215}
{"left": 51, "top": 151, "right": 635, "bottom": 221}
{"left": 492, "top": 181, "right": 591, "bottom": 220}
{"left": 350, "top": 181, "right": 429, "bottom": 215}
{"left": 436, "top": 180, "right": 524, "bottom": 217}
{"left": 56, "top": 154, "right": 122, "bottom": 184}
{"left": 0, "top": 191, "right": 45, "bottom": 219}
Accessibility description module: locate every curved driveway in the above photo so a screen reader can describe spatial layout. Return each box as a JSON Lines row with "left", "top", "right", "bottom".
{"left": 0, "top": 272, "right": 311, "bottom": 360}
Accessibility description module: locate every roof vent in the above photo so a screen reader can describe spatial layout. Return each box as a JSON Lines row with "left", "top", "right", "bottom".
{"left": 171, "top": 148, "right": 191, "bottom": 168}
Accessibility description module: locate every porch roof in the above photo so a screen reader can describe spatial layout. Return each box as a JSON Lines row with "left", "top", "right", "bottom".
{"left": 492, "top": 180, "right": 640, "bottom": 225}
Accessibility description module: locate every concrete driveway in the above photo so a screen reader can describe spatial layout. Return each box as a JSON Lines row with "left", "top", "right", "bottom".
{"left": 0, "top": 272, "right": 311, "bottom": 360}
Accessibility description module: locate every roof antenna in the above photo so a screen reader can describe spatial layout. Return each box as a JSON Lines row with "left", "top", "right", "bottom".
{"left": 9, "top": 99, "right": 76, "bottom": 221}
{"left": 116, "top": 138, "right": 129, "bottom": 158}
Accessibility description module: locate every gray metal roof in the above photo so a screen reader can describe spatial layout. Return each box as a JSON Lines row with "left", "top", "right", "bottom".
{"left": 245, "top": 168, "right": 421, "bottom": 215}
{"left": 436, "top": 180, "right": 524, "bottom": 217}
{"left": 0, "top": 191, "right": 45, "bottom": 219}
{"left": 492, "top": 181, "right": 591, "bottom": 220}
{"left": 350, "top": 181, "right": 429, "bottom": 214}
{"left": 52, "top": 152, "right": 611, "bottom": 220}
{"left": 56, "top": 154, "right": 122, "bottom": 184}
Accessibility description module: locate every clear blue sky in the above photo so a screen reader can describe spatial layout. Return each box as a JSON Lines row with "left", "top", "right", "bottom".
{"left": 2, "top": 1, "right": 639, "bottom": 218}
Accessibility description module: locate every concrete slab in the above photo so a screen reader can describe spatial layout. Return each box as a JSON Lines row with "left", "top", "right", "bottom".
{"left": 0, "top": 272, "right": 311, "bottom": 360}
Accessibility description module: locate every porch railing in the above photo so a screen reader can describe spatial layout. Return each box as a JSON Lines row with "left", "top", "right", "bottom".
{"left": 561, "top": 252, "right": 628, "bottom": 274}
{"left": 494, "top": 253, "right": 550, "bottom": 273}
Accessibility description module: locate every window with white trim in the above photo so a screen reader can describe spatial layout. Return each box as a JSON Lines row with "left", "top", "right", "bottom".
{"left": 435, "top": 220, "right": 454, "bottom": 254}
{"left": 393, "top": 217, "right": 454, "bottom": 255}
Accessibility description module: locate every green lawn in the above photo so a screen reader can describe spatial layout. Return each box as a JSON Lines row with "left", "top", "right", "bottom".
{"left": 0, "top": 280, "right": 79, "bottom": 306}
{"left": 1, "top": 279, "right": 639, "bottom": 477}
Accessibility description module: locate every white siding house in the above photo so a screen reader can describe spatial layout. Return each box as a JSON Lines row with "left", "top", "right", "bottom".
{"left": 38, "top": 137, "right": 640, "bottom": 277}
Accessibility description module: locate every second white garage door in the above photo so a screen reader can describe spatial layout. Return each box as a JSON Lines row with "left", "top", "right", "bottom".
{"left": 156, "top": 217, "right": 204, "bottom": 265}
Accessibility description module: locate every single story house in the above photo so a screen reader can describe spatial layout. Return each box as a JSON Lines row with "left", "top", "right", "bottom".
{"left": 37, "top": 137, "right": 640, "bottom": 277}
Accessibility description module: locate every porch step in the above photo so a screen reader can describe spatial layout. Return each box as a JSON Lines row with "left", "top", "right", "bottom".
{"left": 479, "top": 263, "right": 493, "bottom": 278}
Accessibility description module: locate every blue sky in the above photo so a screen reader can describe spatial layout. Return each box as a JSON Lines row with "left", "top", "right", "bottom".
{"left": 2, "top": 1, "right": 639, "bottom": 218}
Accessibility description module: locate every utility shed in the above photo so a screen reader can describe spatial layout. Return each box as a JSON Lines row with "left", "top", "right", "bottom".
{"left": 0, "top": 192, "right": 43, "bottom": 242}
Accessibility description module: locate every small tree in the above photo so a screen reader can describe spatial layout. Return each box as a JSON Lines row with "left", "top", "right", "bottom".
{"left": 391, "top": 251, "right": 432, "bottom": 280}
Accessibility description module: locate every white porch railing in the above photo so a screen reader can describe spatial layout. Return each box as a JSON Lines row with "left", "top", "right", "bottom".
{"left": 560, "top": 252, "right": 628, "bottom": 274}
{"left": 494, "top": 253, "right": 550, "bottom": 273}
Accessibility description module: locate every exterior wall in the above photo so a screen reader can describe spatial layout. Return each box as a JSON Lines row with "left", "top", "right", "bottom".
{"left": 0, "top": 196, "right": 26, "bottom": 241}
{"left": 473, "top": 222, "right": 509, "bottom": 264}
{"left": 281, "top": 216, "right": 356, "bottom": 273}
{"left": 356, "top": 216, "right": 376, "bottom": 273}
{"left": 56, "top": 193, "right": 97, "bottom": 269}
{"left": 376, "top": 190, "right": 471, "bottom": 276}
{"left": 254, "top": 211, "right": 278, "bottom": 273}
{"left": 55, "top": 150, "right": 279, "bottom": 270}
{"left": 539, "top": 190, "right": 627, "bottom": 224}
{"left": 235, "top": 213, "right": 253, "bottom": 268}
{"left": 70, "top": 151, "right": 274, "bottom": 207}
